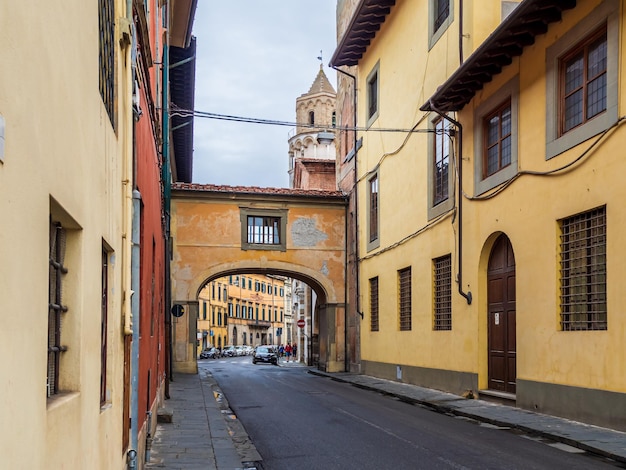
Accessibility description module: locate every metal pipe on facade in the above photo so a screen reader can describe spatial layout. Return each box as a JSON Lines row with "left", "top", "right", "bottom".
{"left": 162, "top": 42, "right": 174, "bottom": 390}
{"left": 330, "top": 64, "right": 361, "bottom": 372}
{"left": 126, "top": 1, "right": 139, "bottom": 468}
{"left": 130, "top": 190, "right": 142, "bottom": 467}
{"left": 429, "top": 101, "right": 472, "bottom": 305}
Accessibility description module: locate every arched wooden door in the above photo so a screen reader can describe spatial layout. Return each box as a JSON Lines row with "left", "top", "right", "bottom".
{"left": 487, "top": 234, "right": 516, "bottom": 393}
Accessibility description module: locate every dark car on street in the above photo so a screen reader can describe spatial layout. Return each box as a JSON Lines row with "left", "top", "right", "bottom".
{"left": 199, "top": 347, "right": 219, "bottom": 359}
{"left": 252, "top": 346, "right": 278, "bottom": 365}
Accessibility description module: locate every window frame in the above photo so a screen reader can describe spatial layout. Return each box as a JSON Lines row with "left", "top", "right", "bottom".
{"left": 559, "top": 206, "right": 607, "bottom": 331}
{"left": 366, "top": 171, "right": 380, "bottom": 251}
{"left": 100, "top": 244, "right": 110, "bottom": 405}
{"left": 546, "top": 0, "right": 618, "bottom": 160}
{"left": 398, "top": 267, "right": 412, "bottom": 331}
{"left": 98, "top": 0, "right": 116, "bottom": 129}
{"left": 48, "top": 220, "right": 68, "bottom": 398}
{"left": 433, "top": 254, "right": 452, "bottom": 331}
{"left": 428, "top": 116, "right": 454, "bottom": 219}
{"left": 473, "top": 76, "right": 519, "bottom": 196}
{"left": 365, "top": 61, "right": 380, "bottom": 128}
{"left": 429, "top": 0, "right": 453, "bottom": 50}
{"left": 240, "top": 207, "right": 287, "bottom": 252}
{"left": 559, "top": 28, "right": 608, "bottom": 136}
{"left": 482, "top": 99, "right": 513, "bottom": 179}
{"left": 369, "top": 277, "right": 379, "bottom": 332}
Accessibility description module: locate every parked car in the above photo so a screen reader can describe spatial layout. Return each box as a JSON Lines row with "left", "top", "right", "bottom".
{"left": 199, "top": 347, "right": 219, "bottom": 359}
{"left": 222, "top": 345, "right": 236, "bottom": 357}
{"left": 242, "top": 345, "right": 254, "bottom": 356}
{"left": 252, "top": 346, "right": 278, "bottom": 365}
{"left": 234, "top": 345, "right": 245, "bottom": 356}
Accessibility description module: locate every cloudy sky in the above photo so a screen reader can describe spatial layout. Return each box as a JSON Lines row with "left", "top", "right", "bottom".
{"left": 190, "top": 1, "right": 338, "bottom": 188}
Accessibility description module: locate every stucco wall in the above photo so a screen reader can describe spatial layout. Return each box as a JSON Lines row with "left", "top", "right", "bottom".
{"left": 0, "top": 0, "right": 130, "bottom": 467}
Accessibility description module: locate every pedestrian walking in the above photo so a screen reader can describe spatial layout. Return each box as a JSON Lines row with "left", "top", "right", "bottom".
{"left": 278, "top": 344, "right": 284, "bottom": 358}
{"left": 285, "top": 342, "right": 292, "bottom": 362}
{"left": 292, "top": 342, "right": 297, "bottom": 361}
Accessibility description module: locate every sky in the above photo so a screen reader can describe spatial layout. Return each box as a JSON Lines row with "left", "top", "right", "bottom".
{"left": 190, "top": 1, "right": 338, "bottom": 188}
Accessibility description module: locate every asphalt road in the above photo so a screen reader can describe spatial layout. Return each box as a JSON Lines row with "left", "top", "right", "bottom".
{"left": 202, "top": 357, "right": 622, "bottom": 470}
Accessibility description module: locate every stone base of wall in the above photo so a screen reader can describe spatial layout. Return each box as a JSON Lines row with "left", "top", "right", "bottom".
{"left": 361, "top": 360, "right": 478, "bottom": 396}
{"left": 517, "top": 379, "right": 626, "bottom": 432}
{"left": 173, "top": 361, "right": 198, "bottom": 374}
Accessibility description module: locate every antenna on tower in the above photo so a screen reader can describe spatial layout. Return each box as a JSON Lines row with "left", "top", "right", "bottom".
{"left": 317, "top": 50, "right": 323, "bottom": 67}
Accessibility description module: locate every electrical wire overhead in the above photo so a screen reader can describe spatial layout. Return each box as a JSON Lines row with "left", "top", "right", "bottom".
{"left": 169, "top": 103, "right": 435, "bottom": 134}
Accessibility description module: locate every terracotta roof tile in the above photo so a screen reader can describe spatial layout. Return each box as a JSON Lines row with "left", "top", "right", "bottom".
{"left": 172, "top": 182, "right": 345, "bottom": 198}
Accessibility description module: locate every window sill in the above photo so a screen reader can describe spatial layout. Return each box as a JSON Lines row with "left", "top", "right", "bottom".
{"left": 47, "top": 391, "right": 80, "bottom": 411}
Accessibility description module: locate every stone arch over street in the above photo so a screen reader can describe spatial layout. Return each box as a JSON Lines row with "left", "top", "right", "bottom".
{"left": 169, "top": 183, "right": 348, "bottom": 374}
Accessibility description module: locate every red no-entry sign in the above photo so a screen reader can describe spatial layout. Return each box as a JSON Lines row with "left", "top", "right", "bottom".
{"left": 297, "top": 318, "right": 305, "bottom": 328}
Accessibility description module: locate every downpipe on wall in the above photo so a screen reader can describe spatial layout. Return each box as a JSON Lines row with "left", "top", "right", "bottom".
{"left": 429, "top": 101, "right": 472, "bottom": 305}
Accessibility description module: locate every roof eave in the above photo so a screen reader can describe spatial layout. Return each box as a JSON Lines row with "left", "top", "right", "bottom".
{"left": 421, "top": 0, "right": 577, "bottom": 113}
{"left": 329, "top": 0, "right": 396, "bottom": 68}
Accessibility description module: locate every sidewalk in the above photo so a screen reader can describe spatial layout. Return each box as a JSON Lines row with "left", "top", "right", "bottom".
{"left": 146, "top": 364, "right": 626, "bottom": 469}
{"left": 309, "top": 370, "right": 626, "bottom": 465}
{"left": 145, "top": 366, "right": 262, "bottom": 470}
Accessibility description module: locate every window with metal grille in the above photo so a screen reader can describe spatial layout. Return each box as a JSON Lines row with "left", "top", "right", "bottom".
{"left": 560, "top": 206, "right": 607, "bottom": 331}
{"left": 98, "top": 0, "right": 115, "bottom": 127}
{"left": 434, "top": 255, "right": 452, "bottom": 330}
{"left": 240, "top": 207, "right": 288, "bottom": 252}
{"left": 433, "top": 118, "right": 449, "bottom": 205}
{"left": 369, "top": 175, "right": 379, "bottom": 243}
{"left": 369, "top": 277, "right": 379, "bottom": 332}
{"left": 100, "top": 246, "right": 109, "bottom": 405}
{"left": 434, "top": 0, "right": 450, "bottom": 32}
{"left": 247, "top": 216, "right": 281, "bottom": 244}
{"left": 398, "top": 267, "right": 412, "bottom": 331}
{"left": 48, "top": 221, "right": 68, "bottom": 397}
{"left": 483, "top": 100, "right": 512, "bottom": 178}
{"left": 560, "top": 27, "right": 607, "bottom": 135}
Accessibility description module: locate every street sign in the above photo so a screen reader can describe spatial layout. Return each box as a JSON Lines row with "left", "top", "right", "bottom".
{"left": 171, "top": 304, "right": 185, "bottom": 318}
{"left": 297, "top": 318, "right": 305, "bottom": 328}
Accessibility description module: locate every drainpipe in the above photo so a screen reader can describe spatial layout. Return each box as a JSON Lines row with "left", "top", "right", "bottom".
{"left": 162, "top": 41, "right": 174, "bottom": 390}
{"left": 428, "top": 102, "right": 472, "bottom": 305}
{"left": 130, "top": 190, "right": 142, "bottom": 468}
{"left": 126, "top": 1, "right": 140, "bottom": 469}
{"left": 330, "top": 65, "right": 360, "bottom": 372}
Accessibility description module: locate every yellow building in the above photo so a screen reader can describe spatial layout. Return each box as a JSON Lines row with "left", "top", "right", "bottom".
{"left": 198, "top": 274, "right": 287, "bottom": 353}
{"left": 0, "top": 1, "right": 132, "bottom": 467}
{"left": 227, "top": 274, "right": 287, "bottom": 347}
{"left": 198, "top": 280, "right": 229, "bottom": 351}
{"left": 332, "top": 0, "right": 625, "bottom": 431}
{"left": 0, "top": 0, "right": 196, "bottom": 467}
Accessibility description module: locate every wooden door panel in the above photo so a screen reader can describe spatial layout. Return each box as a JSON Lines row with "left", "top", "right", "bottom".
{"left": 488, "top": 278, "right": 503, "bottom": 303}
{"left": 507, "top": 274, "right": 516, "bottom": 298}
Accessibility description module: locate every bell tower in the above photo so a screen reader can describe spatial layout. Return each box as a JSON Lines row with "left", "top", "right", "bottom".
{"left": 288, "top": 64, "right": 337, "bottom": 190}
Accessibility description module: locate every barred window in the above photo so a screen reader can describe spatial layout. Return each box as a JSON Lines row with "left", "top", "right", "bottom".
{"left": 369, "top": 277, "right": 379, "bottom": 332}
{"left": 48, "top": 221, "right": 68, "bottom": 397}
{"left": 100, "top": 247, "right": 109, "bottom": 405}
{"left": 241, "top": 208, "right": 287, "bottom": 251}
{"left": 434, "top": 255, "right": 452, "bottom": 330}
{"left": 398, "top": 267, "right": 412, "bottom": 331}
{"left": 560, "top": 206, "right": 607, "bottom": 331}
{"left": 98, "top": 0, "right": 115, "bottom": 127}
